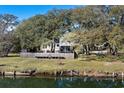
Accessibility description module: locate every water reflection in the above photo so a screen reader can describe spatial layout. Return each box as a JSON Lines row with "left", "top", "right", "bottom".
{"left": 0, "top": 76, "right": 124, "bottom": 88}
{"left": 56, "top": 77, "right": 124, "bottom": 88}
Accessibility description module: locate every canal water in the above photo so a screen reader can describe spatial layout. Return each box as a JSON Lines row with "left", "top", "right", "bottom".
{"left": 0, "top": 76, "right": 124, "bottom": 88}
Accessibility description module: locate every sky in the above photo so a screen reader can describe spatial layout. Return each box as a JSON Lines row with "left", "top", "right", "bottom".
{"left": 0, "top": 5, "right": 78, "bottom": 21}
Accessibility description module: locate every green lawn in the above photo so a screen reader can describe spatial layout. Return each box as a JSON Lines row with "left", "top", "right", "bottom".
{"left": 0, "top": 54, "right": 124, "bottom": 73}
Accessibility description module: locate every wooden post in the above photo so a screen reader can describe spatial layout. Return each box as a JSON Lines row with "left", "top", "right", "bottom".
{"left": 122, "top": 72, "right": 124, "bottom": 82}
{"left": 2, "top": 71, "right": 5, "bottom": 79}
{"left": 84, "top": 71, "right": 86, "bottom": 76}
{"left": 14, "top": 71, "right": 16, "bottom": 77}
{"left": 71, "top": 70, "right": 73, "bottom": 76}
{"left": 54, "top": 71, "right": 57, "bottom": 76}
{"left": 112, "top": 72, "right": 115, "bottom": 82}
{"left": 60, "top": 71, "right": 63, "bottom": 76}
{"left": 112, "top": 72, "right": 115, "bottom": 78}
{"left": 122, "top": 72, "right": 124, "bottom": 77}
{"left": 2, "top": 71, "right": 5, "bottom": 76}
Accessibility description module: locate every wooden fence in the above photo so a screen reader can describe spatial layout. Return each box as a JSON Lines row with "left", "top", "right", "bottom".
{"left": 20, "top": 52, "right": 74, "bottom": 59}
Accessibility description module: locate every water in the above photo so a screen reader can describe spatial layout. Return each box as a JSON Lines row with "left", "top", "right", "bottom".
{"left": 0, "top": 76, "right": 124, "bottom": 88}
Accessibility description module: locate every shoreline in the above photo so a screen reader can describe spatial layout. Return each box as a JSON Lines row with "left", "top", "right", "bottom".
{"left": 0, "top": 70, "right": 124, "bottom": 79}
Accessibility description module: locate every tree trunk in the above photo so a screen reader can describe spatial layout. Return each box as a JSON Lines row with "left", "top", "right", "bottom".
{"left": 109, "top": 45, "right": 118, "bottom": 55}
{"left": 86, "top": 44, "right": 90, "bottom": 55}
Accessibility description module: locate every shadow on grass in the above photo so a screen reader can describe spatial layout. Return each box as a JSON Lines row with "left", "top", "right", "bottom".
{"left": 0, "top": 64, "right": 6, "bottom": 67}
{"left": 79, "top": 54, "right": 124, "bottom": 62}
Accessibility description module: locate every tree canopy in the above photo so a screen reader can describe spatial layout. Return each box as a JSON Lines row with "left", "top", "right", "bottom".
{"left": 0, "top": 14, "right": 19, "bottom": 56}
{"left": 3, "top": 5, "right": 124, "bottom": 55}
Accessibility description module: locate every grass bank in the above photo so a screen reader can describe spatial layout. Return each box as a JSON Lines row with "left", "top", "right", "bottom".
{"left": 0, "top": 54, "right": 124, "bottom": 73}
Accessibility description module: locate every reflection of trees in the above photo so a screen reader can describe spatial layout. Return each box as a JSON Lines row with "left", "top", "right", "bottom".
{"left": 56, "top": 77, "right": 124, "bottom": 88}
{"left": 0, "top": 77, "right": 124, "bottom": 88}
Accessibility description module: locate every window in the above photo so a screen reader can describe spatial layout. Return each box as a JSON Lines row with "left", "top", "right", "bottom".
{"left": 57, "top": 44, "right": 59, "bottom": 47}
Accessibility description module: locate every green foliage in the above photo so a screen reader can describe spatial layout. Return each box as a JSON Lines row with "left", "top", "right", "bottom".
{"left": 15, "top": 6, "right": 124, "bottom": 53}
{"left": 108, "top": 25, "right": 124, "bottom": 49}
{"left": 0, "top": 14, "right": 18, "bottom": 56}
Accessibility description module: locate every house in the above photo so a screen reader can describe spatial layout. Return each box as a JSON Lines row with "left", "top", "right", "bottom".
{"left": 20, "top": 36, "right": 75, "bottom": 59}
{"left": 40, "top": 36, "right": 74, "bottom": 53}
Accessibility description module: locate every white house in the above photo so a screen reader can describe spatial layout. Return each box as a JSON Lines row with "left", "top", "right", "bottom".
{"left": 40, "top": 36, "right": 74, "bottom": 53}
